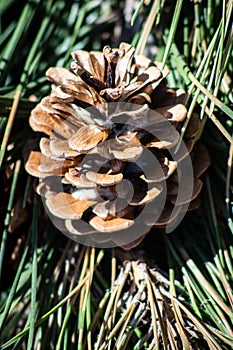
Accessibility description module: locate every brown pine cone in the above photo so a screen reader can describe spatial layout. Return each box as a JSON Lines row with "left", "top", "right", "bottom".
{"left": 25, "top": 43, "right": 210, "bottom": 248}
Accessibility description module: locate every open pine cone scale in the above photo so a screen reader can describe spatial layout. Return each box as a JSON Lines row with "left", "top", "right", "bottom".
{"left": 25, "top": 43, "right": 210, "bottom": 249}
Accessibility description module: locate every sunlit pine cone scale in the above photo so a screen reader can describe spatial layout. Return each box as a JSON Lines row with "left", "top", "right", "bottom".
{"left": 25, "top": 43, "right": 210, "bottom": 248}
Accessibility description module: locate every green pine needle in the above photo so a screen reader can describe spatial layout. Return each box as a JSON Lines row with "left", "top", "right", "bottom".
{"left": 0, "top": 1, "right": 232, "bottom": 349}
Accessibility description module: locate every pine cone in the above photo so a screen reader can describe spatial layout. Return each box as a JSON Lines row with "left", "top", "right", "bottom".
{"left": 25, "top": 43, "right": 210, "bottom": 248}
